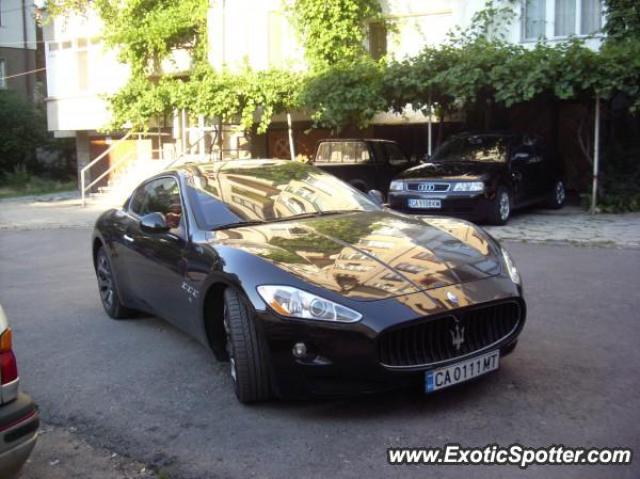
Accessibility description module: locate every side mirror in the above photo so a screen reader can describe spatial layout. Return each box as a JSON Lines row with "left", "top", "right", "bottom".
{"left": 367, "top": 189, "right": 384, "bottom": 207}
{"left": 140, "top": 212, "right": 169, "bottom": 233}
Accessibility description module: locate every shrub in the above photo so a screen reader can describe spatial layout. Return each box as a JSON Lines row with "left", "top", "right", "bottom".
{"left": 0, "top": 90, "right": 48, "bottom": 175}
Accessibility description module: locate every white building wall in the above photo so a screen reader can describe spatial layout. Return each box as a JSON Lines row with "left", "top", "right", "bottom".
{"left": 43, "top": 10, "right": 129, "bottom": 132}
{"left": 208, "top": 0, "right": 305, "bottom": 71}
{"left": 0, "top": 0, "right": 37, "bottom": 49}
{"left": 383, "top": 0, "right": 458, "bottom": 59}
{"left": 207, "top": 0, "right": 603, "bottom": 71}
{"left": 42, "top": 0, "right": 605, "bottom": 133}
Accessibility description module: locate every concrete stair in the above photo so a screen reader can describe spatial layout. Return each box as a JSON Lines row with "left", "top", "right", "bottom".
{"left": 88, "top": 157, "right": 174, "bottom": 206}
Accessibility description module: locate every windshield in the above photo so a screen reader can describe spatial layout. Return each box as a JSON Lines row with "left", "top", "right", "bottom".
{"left": 431, "top": 135, "right": 509, "bottom": 163}
{"left": 185, "top": 161, "right": 380, "bottom": 230}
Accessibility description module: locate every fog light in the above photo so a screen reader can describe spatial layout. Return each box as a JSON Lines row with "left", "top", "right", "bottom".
{"left": 292, "top": 342, "right": 307, "bottom": 358}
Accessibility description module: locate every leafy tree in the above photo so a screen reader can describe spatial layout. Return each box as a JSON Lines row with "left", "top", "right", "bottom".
{"left": 602, "top": 0, "right": 640, "bottom": 41}
{"left": 0, "top": 91, "right": 48, "bottom": 175}
{"left": 301, "top": 59, "right": 386, "bottom": 130}
{"left": 287, "top": 0, "right": 384, "bottom": 70}
{"left": 44, "top": 0, "right": 640, "bottom": 137}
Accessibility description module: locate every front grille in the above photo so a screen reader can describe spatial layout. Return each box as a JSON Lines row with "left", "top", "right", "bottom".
{"left": 378, "top": 301, "right": 522, "bottom": 368}
{"left": 407, "top": 182, "right": 450, "bottom": 192}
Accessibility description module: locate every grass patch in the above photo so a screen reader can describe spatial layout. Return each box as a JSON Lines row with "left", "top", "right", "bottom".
{"left": 0, "top": 177, "right": 77, "bottom": 199}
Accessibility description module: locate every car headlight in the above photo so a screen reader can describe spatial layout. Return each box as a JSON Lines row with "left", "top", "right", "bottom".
{"left": 389, "top": 180, "right": 404, "bottom": 191}
{"left": 257, "top": 285, "right": 362, "bottom": 323}
{"left": 453, "top": 181, "right": 484, "bottom": 192}
{"left": 501, "top": 247, "right": 521, "bottom": 285}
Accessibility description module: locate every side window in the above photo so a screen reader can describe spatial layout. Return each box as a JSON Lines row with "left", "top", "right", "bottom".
{"left": 384, "top": 143, "right": 409, "bottom": 167}
{"left": 330, "top": 143, "right": 345, "bottom": 163}
{"left": 133, "top": 178, "right": 184, "bottom": 233}
{"left": 316, "top": 143, "right": 331, "bottom": 163}
{"left": 128, "top": 185, "right": 146, "bottom": 215}
{"left": 340, "top": 142, "right": 356, "bottom": 163}
{"left": 353, "top": 142, "right": 371, "bottom": 163}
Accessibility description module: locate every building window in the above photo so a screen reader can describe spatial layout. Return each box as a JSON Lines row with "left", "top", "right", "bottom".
{"left": 524, "top": 0, "right": 546, "bottom": 40}
{"left": 368, "top": 21, "right": 387, "bottom": 60}
{"left": 555, "top": 0, "right": 576, "bottom": 36}
{"left": 0, "top": 59, "right": 6, "bottom": 89}
{"left": 525, "top": 0, "right": 603, "bottom": 40}
{"left": 268, "top": 12, "right": 285, "bottom": 68}
{"left": 77, "top": 50, "right": 89, "bottom": 91}
{"left": 580, "top": 0, "right": 602, "bottom": 34}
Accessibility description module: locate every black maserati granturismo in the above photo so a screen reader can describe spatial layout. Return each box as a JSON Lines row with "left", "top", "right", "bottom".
{"left": 92, "top": 160, "right": 526, "bottom": 403}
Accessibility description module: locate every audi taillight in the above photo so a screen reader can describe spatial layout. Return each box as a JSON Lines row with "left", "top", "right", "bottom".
{"left": 0, "top": 328, "right": 18, "bottom": 385}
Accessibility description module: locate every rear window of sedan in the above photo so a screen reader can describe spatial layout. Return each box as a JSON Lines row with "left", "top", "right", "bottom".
{"left": 316, "top": 142, "right": 371, "bottom": 164}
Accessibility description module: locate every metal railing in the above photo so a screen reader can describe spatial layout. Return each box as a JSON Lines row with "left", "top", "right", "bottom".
{"left": 79, "top": 127, "right": 244, "bottom": 206}
{"left": 80, "top": 131, "right": 133, "bottom": 206}
{"left": 162, "top": 132, "right": 210, "bottom": 171}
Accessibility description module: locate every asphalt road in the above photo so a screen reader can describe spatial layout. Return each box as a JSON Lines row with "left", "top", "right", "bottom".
{"left": 0, "top": 228, "right": 638, "bottom": 479}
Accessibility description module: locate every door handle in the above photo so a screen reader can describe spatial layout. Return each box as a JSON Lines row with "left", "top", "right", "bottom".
{"left": 123, "top": 234, "right": 134, "bottom": 243}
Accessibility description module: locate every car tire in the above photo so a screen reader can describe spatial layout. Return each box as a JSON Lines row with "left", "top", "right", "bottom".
{"left": 546, "top": 179, "right": 566, "bottom": 209}
{"left": 487, "top": 187, "right": 511, "bottom": 225}
{"left": 95, "top": 247, "right": 134, "bottom": 319}
{"left": 223, "top": 288, "right": 272, "bottom": 403}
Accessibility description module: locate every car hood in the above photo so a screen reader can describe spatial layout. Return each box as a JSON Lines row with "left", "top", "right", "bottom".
{"left": 396, "top": 161, "right": 504, "bottom": 181}
{"left": 213, "top": 211, "right": 502, "bottom": 301}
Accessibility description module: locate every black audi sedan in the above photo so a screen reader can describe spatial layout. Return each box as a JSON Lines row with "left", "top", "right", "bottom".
{"left": 388, "top": 133, "right": 566, "bottom": 224}
{"left": 92, "top": 160, "right": 526, "bottom": 402}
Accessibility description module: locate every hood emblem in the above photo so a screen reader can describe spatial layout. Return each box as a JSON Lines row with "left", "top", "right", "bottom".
{"left": 450, "top": 322, "right": 465, "bottom": 351}
{"left": 446, "top": 291, "right": 459, "bottom": 304}
{"left": 418, "top": 182, "right": 436, "bottom": 192}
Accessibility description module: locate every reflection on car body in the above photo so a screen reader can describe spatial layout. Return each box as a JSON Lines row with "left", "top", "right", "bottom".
{"left": 92, "top": 160, "right": 526, "bottom": 403}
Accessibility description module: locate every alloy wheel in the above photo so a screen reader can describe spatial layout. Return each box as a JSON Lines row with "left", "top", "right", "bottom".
{"left": 555, "top": 181, "right": 566, "bottom": 205}
{"left": 499, "top": 191, "right": 510, "bottom": 221}
{"left": 96, "top": 254, "right": 114, "bottom": 309}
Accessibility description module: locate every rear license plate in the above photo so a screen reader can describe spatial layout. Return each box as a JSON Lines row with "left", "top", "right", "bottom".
{"left": 408, "top": 198, "right": 441, "bottom": 209}
{"left": 425, "top": 350, "right": 499, "bottom": 393}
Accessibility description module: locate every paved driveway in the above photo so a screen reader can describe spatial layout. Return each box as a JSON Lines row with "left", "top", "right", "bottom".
{"left": 0, "top": 227, "right": 638, "bottom": 479}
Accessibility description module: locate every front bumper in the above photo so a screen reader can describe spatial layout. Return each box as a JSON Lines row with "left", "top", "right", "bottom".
{"left": 0, "top": 393, "right": 39, "bottom": 478}
{"left": 388, "top": 190, "right": 494, "bottom": 221}
{"left": 256, "top": 277, "right": 525, "bottom": 399}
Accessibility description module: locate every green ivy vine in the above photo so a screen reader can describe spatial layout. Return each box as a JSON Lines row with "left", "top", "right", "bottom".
{"left": 44, "top": 0, "right": 640, "bottom": 134}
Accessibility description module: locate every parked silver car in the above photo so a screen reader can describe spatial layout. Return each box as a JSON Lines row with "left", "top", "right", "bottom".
{"left": 0, "top": 305, "right": 38, "bottom": 478}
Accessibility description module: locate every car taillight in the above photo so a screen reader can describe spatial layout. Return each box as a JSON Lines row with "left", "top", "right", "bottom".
{"left": 0, "top": 329, "right": 18, "bottom": 385}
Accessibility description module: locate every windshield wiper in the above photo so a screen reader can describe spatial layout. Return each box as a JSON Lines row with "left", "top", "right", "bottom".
{"left": 211, "top": 210, "right": 361, "bottom": 231}
{"left": 285, "top": 210, "right": 361, "bottom": 220}
{"left": 211, "top": 220, "right": 266, "bottom": 231}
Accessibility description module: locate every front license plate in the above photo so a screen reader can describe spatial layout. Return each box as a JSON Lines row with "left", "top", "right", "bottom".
{"left": 425, "top": 350, "right": 499, "bottom": 393}
{"left": 408, "top": 198, "right": 441, "bottom": 209}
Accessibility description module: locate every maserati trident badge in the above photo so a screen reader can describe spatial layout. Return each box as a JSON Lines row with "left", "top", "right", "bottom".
{"left": 450, "top": 323, "right": 465, "bottom": 351}
{"left": 447, "top": 291, "right": 459, "bottom": 304}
